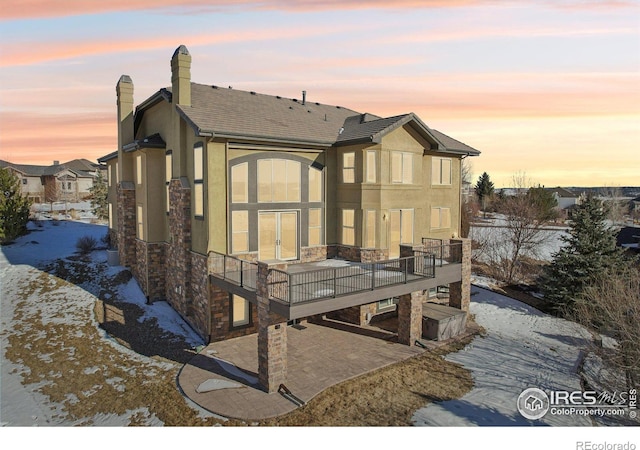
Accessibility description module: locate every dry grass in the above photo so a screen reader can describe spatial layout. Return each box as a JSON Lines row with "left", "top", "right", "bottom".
{"left": 3, "top": 257, "right": 478, "bottom": 426}
{"left": 261, "top": 337, "right": 475, "bottom": 426}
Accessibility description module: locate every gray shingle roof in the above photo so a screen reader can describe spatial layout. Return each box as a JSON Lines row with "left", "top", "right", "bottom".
{"left": 132, "top": 83, "right": 480, "bottom": 156}
{"left": 174, "top": 84, "right": 360, "bottom": 146}
{"left": 545, "top": 187, "right": 578, "bottom": 198}
{"left": 0, "top": 159, "right": 95, "bottom": 178}
{"left": 123, "top": 133, "right": 166, "bottom": 152}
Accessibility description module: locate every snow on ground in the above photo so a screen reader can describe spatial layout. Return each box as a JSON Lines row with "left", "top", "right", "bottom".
{"left": 413, "top": 279, "right": 595, "bottom": 426}
{"left": 470, "top": 223, "right": 568, "bottom": 262}
{"left": 0, "top": 218, "right": 204, "bottom": 426}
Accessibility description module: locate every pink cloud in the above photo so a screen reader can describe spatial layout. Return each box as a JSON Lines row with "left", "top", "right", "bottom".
{"left": 2, "top": 0, "right": 636, "bottom": 21}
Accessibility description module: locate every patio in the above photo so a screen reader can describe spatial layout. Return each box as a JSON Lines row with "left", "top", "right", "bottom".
{"left": 177, "top": 320, "right": 425, "bottom": 420}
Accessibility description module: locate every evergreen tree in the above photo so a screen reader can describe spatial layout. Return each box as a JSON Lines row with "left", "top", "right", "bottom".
{"left": 474, "top": 172, "right": 494, "bottom": 217}
{"left": 89, "top": 170, "right": 108, "bottom": 220}
{"left": 541, "top": 195, "right": 630, "bottom": 311}
{"left": 0, "top": 167, "right": 32, "bottom": 244}
{"left": 526, "top": 185, "right": 558, "bottom": 222}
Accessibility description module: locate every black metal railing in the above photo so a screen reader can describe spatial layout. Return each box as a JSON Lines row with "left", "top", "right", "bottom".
{"left": 268, "top": 254, "right": 437, "bottom": 304}
{"left": 209, "top": 251, "right": 258, "bottom": 291}
{"left": 421, "top": 239, "right": 462, "bottom": 267}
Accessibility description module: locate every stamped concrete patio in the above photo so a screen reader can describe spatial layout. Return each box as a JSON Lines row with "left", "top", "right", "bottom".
{"left": 177, "top": 320, "right": 425, "bottom": 421}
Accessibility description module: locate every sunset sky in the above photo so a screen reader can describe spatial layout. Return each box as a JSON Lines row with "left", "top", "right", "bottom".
{"left": 0, "top": 0, "right": 638, "bottom": 187}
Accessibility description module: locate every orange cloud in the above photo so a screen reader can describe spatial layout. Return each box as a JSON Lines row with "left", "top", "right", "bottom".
{"left": 2, "top": 0, "right": 635, "bottom": 21}
{"left": 0, "top": 112, "right": 115, "bottom": 165}
{"left": 0, "top": 24, "right": 362, "bottom": 67}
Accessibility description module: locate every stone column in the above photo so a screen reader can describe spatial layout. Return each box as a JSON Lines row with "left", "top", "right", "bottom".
{"left": 116, "top": 182, "right": 136, "bottom": 268}
{"left": 397, "top": 290, "right": 424, "bottom": 345}
{"left": 449, "top": 238, "right": 471, "bottom": 312}
{"left": 256, "top": 261, "right": 288, "bottom": 393}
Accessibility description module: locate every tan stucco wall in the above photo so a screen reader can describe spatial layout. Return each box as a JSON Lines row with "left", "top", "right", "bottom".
{"left": 207, "top": 140, "right": 227, "bottom": 254}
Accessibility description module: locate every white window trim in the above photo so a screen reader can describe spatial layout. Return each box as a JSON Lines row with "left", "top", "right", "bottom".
{"left": 342, "top": 152, "right": 355, "bottom": 183}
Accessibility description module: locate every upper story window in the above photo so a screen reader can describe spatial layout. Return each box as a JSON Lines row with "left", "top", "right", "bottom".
{"left": 231, "top": 163, "right": 248, "bottom": 203}
{"left": 194, "top": 143, "right": 204, "bottom": 217}
{"left": 309, "top": 166, "right": 322, "bottom": 202}
{"left": 135, "top": 154, "right": 142, "bottom": 185}
{"left": 165, "top": 150, "right": 172, "bottom": 213}
{"left": 342, "top": 152, "right": 355, "bottom": 183}
{"left": 392, "top": 152, "right": 413, "bottom": 184}
{"left": 107, "top": 165, "right": 112, "bottom": 186}
{"left": 366, "top": 150, "right": 376, "bottom": 183}
{"left": 22, "top": 178, "right": 27, "bottom": 185}
{"left": 432, "top": 157, "right": 452, "bottom": 186}
{"left": 257, "top": 159, "right": 300, "bottom": 202}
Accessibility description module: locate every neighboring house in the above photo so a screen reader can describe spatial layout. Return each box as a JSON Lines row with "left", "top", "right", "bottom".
{"left": 0, "top": 159, "right": 101, "bottom": 203}
{"left": 617, "top": 226, "right": 640, "bottom": 255}
{"left": 100, "top": 45, "right": 480, "bottom": 392}
{"left": 545, "top": 187, "right": 582, "bottom": 211}
{"left": 632, "top": 196, "right": 640, "bottom": 213}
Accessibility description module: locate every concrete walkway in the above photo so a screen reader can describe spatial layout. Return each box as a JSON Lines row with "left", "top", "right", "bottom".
{"left": 177, "top": 320, "right": 424, "bottom": 421}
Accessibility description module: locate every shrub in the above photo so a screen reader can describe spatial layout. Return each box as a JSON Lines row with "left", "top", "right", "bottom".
{"left": 76, "top": 235, "right": 98, "bottom": 254}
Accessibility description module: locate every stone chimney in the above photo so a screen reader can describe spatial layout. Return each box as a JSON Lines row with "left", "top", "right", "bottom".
{"left": 171, "top": 45, "right": 191, "bottom": 107}
{"left": 116, "top": 74, "right": 134, "bottom": 182}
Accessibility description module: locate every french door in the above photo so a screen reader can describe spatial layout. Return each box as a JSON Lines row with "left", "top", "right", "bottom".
{"left": 258, "top": 211, "right": 298, "bottom": 261}
{"left": 389, "top": 209, "right": 414, "bottom": 259}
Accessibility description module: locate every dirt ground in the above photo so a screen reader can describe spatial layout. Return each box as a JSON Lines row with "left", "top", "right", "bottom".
{"left": 2, "top": 255, "right": 478, "bottom": 426}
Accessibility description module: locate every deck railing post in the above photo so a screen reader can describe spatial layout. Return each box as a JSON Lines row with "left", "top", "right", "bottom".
{"left": 371, "top": 263, "right": 376, "bottom": 290}
{"left": 288, "top": 273, "right": 293, "bottom": 304}
{"left": 333, "top": 268, "right": 337, "bottom": 298}
{"left": 240, "top": 260, "right": 244, "bottom": 287}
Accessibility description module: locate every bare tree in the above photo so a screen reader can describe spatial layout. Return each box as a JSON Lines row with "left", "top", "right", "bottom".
{"left": 499, "top": 173, "right": 551, "bottom": 283}
{"left": 600, "top": 186, "right": 628, "bottom": 227}
{"left": 570, "top": 266, "right": 640, "bottom": 390}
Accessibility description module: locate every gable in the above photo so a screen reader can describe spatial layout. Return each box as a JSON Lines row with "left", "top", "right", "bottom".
{"left": 381, "top": 125, "right": 429, "bottom": 153}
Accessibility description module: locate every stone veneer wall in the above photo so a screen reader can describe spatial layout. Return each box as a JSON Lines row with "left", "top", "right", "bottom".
{"left": 116, "top": 184, "right": 136, "bottom": 268}
{"left": 132, "top": 240, "right": 167, "bottom": 302}
{"left": 300, "top": 246, "right": 327, "bottom": 263}
{"left": 397, "top": 290, "right": 426, "bottom": 345}
{"left": 209, "top": 285, "right": 258, "bottom": 342}
{"left": 189, "top": 252, "right": 209, "bottom": 339}
{"left": 166, "top": 179, "right": 192, "bottom": 320}
{"left": 449, "top": 238, "right": 471, "bottom": 312}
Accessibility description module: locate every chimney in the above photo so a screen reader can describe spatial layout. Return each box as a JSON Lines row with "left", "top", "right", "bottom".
{"left": 302, "top": 90, "right": 306, "bottom": 105}
{"left": 171, "top": 45, "right": 192, "bottom": 107}
{"left": 53, "top": 160, "right": 59, "bottom": 166}
{"left": 116, "top": 74, "right": 134, "bottom": 182}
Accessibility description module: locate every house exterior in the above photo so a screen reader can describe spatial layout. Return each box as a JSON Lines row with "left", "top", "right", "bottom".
{"left": 0, "top": 159, "right": 101, "bottom": 203}
{"left": 545, "top": 187, "right": 582, "bottom": 210}
{"left": 101, "top": 45, "right": 480, "bottom": 392}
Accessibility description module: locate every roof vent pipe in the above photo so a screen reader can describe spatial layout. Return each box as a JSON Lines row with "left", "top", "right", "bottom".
{"left": 302, "top": 90, "right": 306, "bottom": 105}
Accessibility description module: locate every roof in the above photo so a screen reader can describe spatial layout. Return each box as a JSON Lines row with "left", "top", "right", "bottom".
{"left": 0, "top": 159, "right": 97, "bottom": 178}
{"left": 545, "top": 187, "right": 578, "bottom": 198}
{"left": 617, "top": 226, "right": 640, "bottom": 253}
{"left": 133, "top": 83, "right": 480, "bottom": 155}
{"left": 123, "top": 133, "right": 166, "bottom": 152}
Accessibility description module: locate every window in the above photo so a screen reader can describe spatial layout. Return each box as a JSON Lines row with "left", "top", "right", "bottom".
{"left": 108, "top": 203, "right": 113, "bottom": 228}
{"left": 231, "top": 163, "right": 248, "bottom": 203}
{"left": 309, "top": 166, "right": 322, "bottom": 202}
{"left": 137, "top": 204, "right": 144, "bottom": 240}
{"left": 115, "top": 162, "right": 119, "bottom": 184}
{"left": 257, "top": 159, "right": 300, "bottom": 202}
{"left": 377, "top": 298, "right": 397, "bottom": 312}
{"left": 365, "top": 210, "right": 376, "bottom": 248}
{"left": 231, "top": 211, "right": 249, "bottom": 253}
{"left": 432, "top": 157, "right": 452, "bottom": 185}
{"left": 107, "top": 164, "right": 112, "bottom": 186}
{"left": 342, "top": 152, "right": 355, "bottom": 183}
{"left": 366, "top": 151, "right": 376, "bottom": 183}
{"left": 308, "top": 208, "right": 322, "bottom": 246}
{"left": 392, "top": 152, "right": 413, "bottom": 184}
{"left": 22, "top": 178, "right": 27, "bottom": 185}
{"left": 389, "top": 208, "right": 414, "bottom": 258}
{"left": 165, "top": 150, "right": 172, "bottom": 213}
{"left": 67, "top": 182, "right": 72, "bottom": 190}
{"left": 231, "top": 294, "right": 251, "bottom": 327}
{"left": 430, "top": 207, "right": 451, "bottom": 229}
{"left": 342, "top": 209, "right": 355, "bottom": 245}
{"left": 136, "top": 154, "right": 142, "bottom": 185}
{"left": 194, "top": 144, "right": 204, "bottom": 217}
